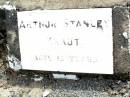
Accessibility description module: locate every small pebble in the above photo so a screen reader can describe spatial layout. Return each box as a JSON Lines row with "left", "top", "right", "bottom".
{"left": 119, "top": 88, "right": 127, "bottom": 94}
{"left": 28, "top": 88, "right": 43, "bottom": 97}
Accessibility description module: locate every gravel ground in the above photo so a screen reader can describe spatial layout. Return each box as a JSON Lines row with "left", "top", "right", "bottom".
{"left": 0, "top": 72, "right": 130, "bottom": 97}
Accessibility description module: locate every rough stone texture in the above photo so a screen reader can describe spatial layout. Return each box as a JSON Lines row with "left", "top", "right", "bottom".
{"left": 0, "top": 0, "right": 129, "bottom": 10}
{"left": 113, "top": 7, "right": 130, "bottom": 74}
{"left": 5, "top": 9, "right": 20, "bottom": 60}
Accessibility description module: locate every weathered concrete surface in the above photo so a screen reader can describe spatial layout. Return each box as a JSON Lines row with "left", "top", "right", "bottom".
{"left": 4, "top": 7, "right": 130, "bottom": 74}
{"left": 0, "top": 1, "right": 130, "bottom": 75}
{"left": 0, "top": 9, "right": 7, "bottom": 74}
{"left": 5, "top": 10, "right": 20, "bottom": 60}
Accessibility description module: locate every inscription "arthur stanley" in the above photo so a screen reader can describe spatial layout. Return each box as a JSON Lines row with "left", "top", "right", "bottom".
{"left": 19, "top": 20, "right": 103, "bottom": 30}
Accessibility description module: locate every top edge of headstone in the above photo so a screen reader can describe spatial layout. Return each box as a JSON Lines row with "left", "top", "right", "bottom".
{"left": 0, "top": 0, "right": 129, "bottom": 11}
